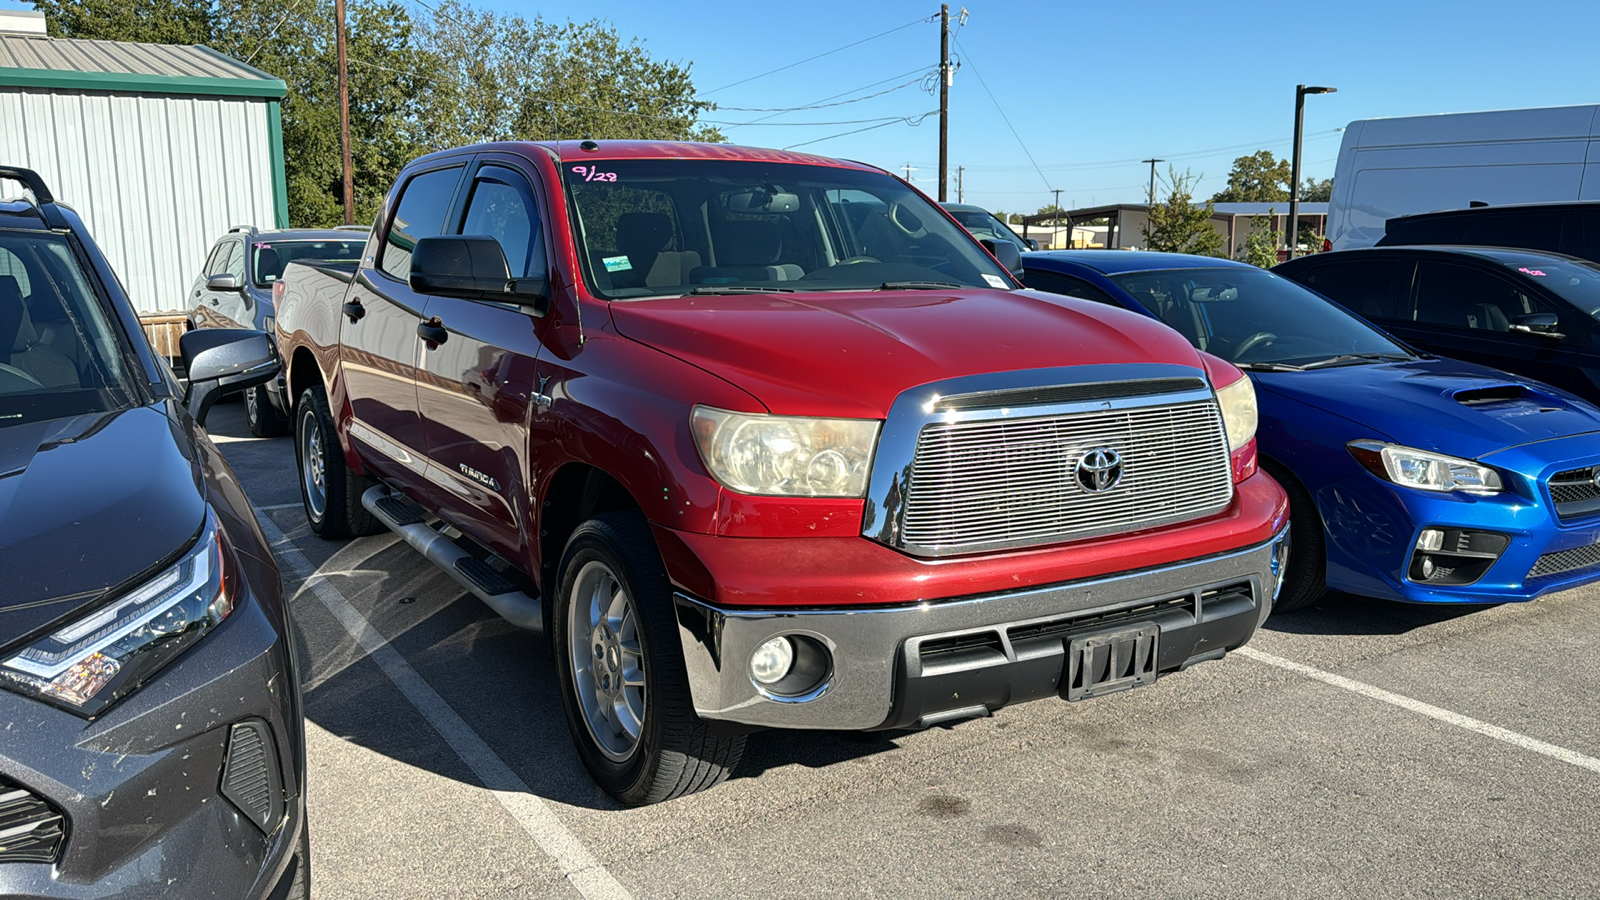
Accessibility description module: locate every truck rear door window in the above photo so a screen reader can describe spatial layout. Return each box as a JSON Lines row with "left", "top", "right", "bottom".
{"left": 381, "top": 166, "right": 465, "bottom": 280}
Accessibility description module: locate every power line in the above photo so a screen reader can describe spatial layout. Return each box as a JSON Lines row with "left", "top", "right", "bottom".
{"left": 701, "top": 16, "right": 934, "bottom": 95}
{"left": 957, "top": 130, "right": 1343, "bottom": 174}
{"left": 784, "top": 113, "right": 936, "bottom": 152}
{"left": 712, "top": 75, "right": 929, "bottom": 116}
{"left": 734, "top": 65, "right": 935, "bottom": 126}
{"left": 950, "top": 35, "right": 1051, "bottom": 193}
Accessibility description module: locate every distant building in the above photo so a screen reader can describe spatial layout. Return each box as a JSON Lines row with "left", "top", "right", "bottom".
{"left": 1019, "top": 202, "right": 1330, "bottom": 257}
{"left": 0, "top": 9, "right": 287, "bottom": 314}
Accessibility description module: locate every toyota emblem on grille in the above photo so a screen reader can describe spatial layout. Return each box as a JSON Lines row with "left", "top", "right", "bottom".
{"left": 1075, "top": 448, "right": 1124, "bottom": 492}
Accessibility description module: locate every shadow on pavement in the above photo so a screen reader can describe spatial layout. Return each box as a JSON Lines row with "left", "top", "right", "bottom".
{"left": 1264, "top": 590, "right": 1493, "bottom": 636}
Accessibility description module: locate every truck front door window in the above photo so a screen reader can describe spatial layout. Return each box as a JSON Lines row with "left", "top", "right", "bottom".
{"left": 460, "top": 166, "right": 545, "bottom": 279}
{"left": 382, "top": 166, "right": 465, "bottom": 280}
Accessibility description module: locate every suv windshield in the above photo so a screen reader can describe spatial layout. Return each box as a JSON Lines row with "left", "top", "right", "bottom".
{"left": 1108, "top": 267, "right": 1414, "bottom": 369}
{"left": 563, "top": 159, "right": 1013, "bottom": 299}
{"left": 1502, "top": 257, "right": 1600, "bottom": 320}
{"left": 252, "top": 239, "right": 365, "bottom": 286}
{"left": 0, "top": 231, "right": 140, "bottom": 426}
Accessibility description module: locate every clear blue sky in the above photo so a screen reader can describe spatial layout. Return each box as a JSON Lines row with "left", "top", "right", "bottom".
{"left": 8, "top": 0, "right": 1598, "bottom": 214}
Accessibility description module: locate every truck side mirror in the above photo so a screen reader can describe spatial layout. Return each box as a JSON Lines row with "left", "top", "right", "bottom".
{"left": 1510, "top": 312, "right": 1564, "bottom": 340}
{"left": 410, "top": 235, "right": 548, "bottom": 316}
{"left": 981, "top": 238, "right": 1023, "bottom": 275}
{"left": 179, "top": 328, "right": 280, "bottom": 425}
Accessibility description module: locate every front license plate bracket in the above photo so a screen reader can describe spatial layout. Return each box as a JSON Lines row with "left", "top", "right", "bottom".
{"left": 1065, "top": 625, "right": 1159, "bottom": 701}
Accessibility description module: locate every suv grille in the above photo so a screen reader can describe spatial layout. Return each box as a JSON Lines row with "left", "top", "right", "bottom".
{"left": 1549, "top": 466, "right": 1600, "bottom": 521}
{"left": 0, "top": 775, "right": 66, "bottom": 864}
{"left": 1527, "top": 541, "right": 1600, "bottom": 581}
{"left": 900, "top": 397, "right": 1233, "bottom": 556}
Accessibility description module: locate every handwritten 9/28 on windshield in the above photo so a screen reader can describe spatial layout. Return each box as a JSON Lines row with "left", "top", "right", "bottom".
{"left": 571, "top": 166, "right": 617, "bottom": 182}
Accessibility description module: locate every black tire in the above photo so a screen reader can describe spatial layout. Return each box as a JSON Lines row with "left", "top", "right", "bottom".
{"left": 294, "top": 385, "right": 381, "bottom": 539}
{"left": 1262, "top": 460, "right": 1327, "bottom": 613}
{"left": 246, "top": 382, "right": 291, "bottom": 437}
{"left": 285, "top": 819, "right": 311, "bottom": 900}
{"left": 552, "top": 510, "right": 745, "bottom": 805}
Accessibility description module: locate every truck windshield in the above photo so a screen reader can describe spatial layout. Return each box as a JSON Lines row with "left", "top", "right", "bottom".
{"left": 562, "top": 159, "right": 1014, "bottom": 299}
{"left": 1501, "top": 257, "right": 1600, "bottom": 320}
{"left": 252, "top": 239, "right": 365, "bottom": 286}
{"left": 1108, "top": 267, "right": 1415, "bottom": 369}
{"left": 0, "top": 231, "right": 140, "bottom": 427}
{"left": 945, "top": 207, "right": 1030, "bottom": 248}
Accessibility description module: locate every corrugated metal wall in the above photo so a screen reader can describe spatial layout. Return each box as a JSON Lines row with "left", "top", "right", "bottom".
{"left": 0, "top": 87, "right": 277, "bottom": 313}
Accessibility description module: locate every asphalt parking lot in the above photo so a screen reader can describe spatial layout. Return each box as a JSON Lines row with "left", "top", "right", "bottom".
{"left": 205, "top": 401, "right": 1600, "bottom": 899}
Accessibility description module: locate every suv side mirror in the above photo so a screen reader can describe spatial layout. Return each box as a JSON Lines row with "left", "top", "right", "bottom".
{"left": 981, "top": 238, "right": 1023, "bottom": 275}
{"left": 206, "top": 273, "right": 243, "bottom": 292}
{"left": 410, "top": 235, "right": 548, "bottom": 316}
{"left": 1510, "top": 312, "right": 1564, "bottom": 340}
{"left": 179, "top": 328, "right": 280, "bottom": 425}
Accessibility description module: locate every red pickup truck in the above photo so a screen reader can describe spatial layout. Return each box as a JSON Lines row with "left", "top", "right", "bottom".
{"left": 274, "top": 140, "right": 1289, "bottom": 805}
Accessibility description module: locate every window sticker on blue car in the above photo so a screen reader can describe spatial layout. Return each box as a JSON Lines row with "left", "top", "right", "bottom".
{"left": 603, "top": 255, "right": 633, "bottom": 272}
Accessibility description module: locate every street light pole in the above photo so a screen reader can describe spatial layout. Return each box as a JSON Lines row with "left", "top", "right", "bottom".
{"left": 1288, "top": 84, "right": 1336, "bottom": 260}
{"left": 1141, "top": 158, "right": 1164, "bottom": 204}
{"left": 937, "top": 3, "right": 949, "bottom": 202}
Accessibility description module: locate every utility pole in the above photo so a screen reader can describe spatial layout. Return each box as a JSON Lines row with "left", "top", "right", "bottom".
{"left": 956, "top": 165, "right": 964, "bottom": 203}
{"left": 902, "top": 162, "right": 917, "bottom": 182}
{"left": 937, "top": 3, "right": 949, "bottom": 202}
{"left": 1141, "top": 158, "right": 1164, "bottom": 204}
{"left": 336, "top": 0, "right": 354, "bottom": 225}
{"left": 1051, "top": 188, "right": 1062, "bottom": 218}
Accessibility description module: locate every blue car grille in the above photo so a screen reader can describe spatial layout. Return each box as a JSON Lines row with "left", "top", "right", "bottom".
{"left": 1527, "top": 540, "right": 1600, "bottom": 581}
{"left": 1549, "top": 465, "right": 1600, "bottom": 521}
{"left": 0, "top": 775, "right": 66, "bottom": 863}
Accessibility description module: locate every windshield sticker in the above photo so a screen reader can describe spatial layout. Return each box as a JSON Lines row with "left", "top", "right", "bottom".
{"left": 982, "top": 274, "right": 1008, "bottom": 289}
{"left": 603, "top": 255, "right": 633, "bottom": 272}
{"left": 1518, "top": 267, "right": 1547, "bottom": 277}
{"left": 571, "top": 165, "right": 618, "bottom": 183}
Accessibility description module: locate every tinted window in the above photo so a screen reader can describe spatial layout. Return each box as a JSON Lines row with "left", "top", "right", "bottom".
{"left": 1463, "top": 212, "right": 1565, "bottom": 253}
{"left": 1496, "top": 257, "right": 1600, "bottom": 322}
{"left": 1107, "top": 267, "right": 1411, "bottom": 368}
{"left": 1290, "top": 258, "right": 1413, "bottom": 319}
{"left": 0, "top": 245, "right": 29, "bottom": 295}
{"left": 459, "top": 165, "right": 545, "bottom": 279}
{"left": 1412, "top": 261, "right": 1556, "bottom": 331}
{"left": 1380, "top": 215, "right": 1469, "bottom": 246}
{"left": 381, "top": 166, "right": 464, "bottom": 280}
{"left": 224, "top": 240, "right": 245, "bottom": 280}
{"left": 1022, "top": 269, "right": 1118, "bottom": 305}
{"left": 202, "top": 241, "right": 230, "bottom": 276}
{"left": 252, "top": 240, "right": 364, "bottom": 285}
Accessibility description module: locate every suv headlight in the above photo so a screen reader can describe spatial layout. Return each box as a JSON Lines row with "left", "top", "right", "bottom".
{"left": 0, "top": 513, "right": 236, "bottom": 716}
{"left": 1215, "top": 376, "right": 1257, "bottom": 452}
{"left": 1347, "top": 440, "right": 1503, "bottom": 495}
{"left": 692, "top": 406, "right": 881, "bottom": 497}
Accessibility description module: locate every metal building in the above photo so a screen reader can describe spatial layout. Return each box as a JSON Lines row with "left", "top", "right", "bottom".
{"left": 0, "top": 9, "right": 287, "bottom": 315}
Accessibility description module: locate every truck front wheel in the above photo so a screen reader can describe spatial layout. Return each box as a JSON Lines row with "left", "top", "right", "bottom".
{"left": 294, "top": 385, "right": 381, "bottom": 539}
{"left": 553, "top": 511, "right": 745, "bottom": 805}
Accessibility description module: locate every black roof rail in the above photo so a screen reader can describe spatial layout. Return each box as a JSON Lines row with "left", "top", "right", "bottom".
{"left": 335, "top": 224, "right": 370, "bottom": 232}
{"left": 0, "top": 165, "right": 54, "bottom": 204}
{"left": 228, "top": 224, "right": 259, "bottom": 235}
{"left": 1469, "top": 200, "right": 1490, "bottom": 208}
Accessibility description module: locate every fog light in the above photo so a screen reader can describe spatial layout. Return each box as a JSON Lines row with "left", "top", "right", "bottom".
{"left": 750, "top": 636, "right": 795, "bottom": 685}
{"left": 1419, "top": 555, "right": 1436, "bottom": 580}
{"left": 1417, "top": 528, "right": 1445, "bottom": 552}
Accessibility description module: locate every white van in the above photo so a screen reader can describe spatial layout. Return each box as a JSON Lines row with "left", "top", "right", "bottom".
{"left": 1327, "top": 104, "right": 1600, "bottom": 249}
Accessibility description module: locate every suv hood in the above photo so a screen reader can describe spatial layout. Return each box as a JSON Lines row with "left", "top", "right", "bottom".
{"left": 1255, "top": 358, "right": 1600, "bottom": 459}
{"left": 608, "top": 288, "right": 1206, "bottom": 417}
{"left": 0, "top": 406, "right": 206, "bottom": 641}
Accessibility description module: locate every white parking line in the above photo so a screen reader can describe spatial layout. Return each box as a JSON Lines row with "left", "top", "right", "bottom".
{"left": 1239, "top": 646, "right": 1600, "bottom": 776}
{"left": 256, "top": 513, "right": 634, "bottom": 900}
{"left": 254, "top": 502, "right": 303, "bottom": 511}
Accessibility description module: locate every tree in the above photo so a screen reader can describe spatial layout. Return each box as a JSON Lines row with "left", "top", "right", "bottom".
{"left": 1240, "top": 210, "right": 1279, "bottom": 268}
{"left": 1212, "top": 150, "right": 1292, "bottom": 203}
{"left": 31, "top": 0, "right": 211, "bottom": 44}
{"left": 1143, "top": 167, "right": 1224, "bottom": 257}
{"left": 1300, "top": 177, "right": 1333, "bottom": 203}
{"left": 1032, "top": 203, "right": 1068, "bottom": 225}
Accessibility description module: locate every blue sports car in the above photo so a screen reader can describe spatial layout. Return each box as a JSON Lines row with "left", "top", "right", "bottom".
{"left": 1022, "top": 250, "right": 1600, "bottom": 611}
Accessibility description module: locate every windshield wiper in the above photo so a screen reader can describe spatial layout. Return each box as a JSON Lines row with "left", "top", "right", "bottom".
{"left": 1299, "top": 353, "right": 1413, "bottom": 370}
{"left": 1235, "top": 361, "right": 1305, "bottom": 372}
{"left": 688, "top": 285, "right": 800, "bottom": 295}
{"left": 879, "top": 280, "right": 965, "bottom": 290}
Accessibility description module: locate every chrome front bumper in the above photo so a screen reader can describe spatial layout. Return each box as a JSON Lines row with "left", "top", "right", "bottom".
{"left": 673, "top": 527, "right": 1288, "bottom": 730}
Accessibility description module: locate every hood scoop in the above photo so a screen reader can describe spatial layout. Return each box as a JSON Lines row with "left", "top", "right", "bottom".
{"left": 1452, "top": 384, "right": 1531, "bottom": 406}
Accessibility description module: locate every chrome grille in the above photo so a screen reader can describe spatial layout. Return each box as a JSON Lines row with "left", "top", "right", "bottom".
{"left": 899, "top": 397, "right": 1233, "bottom": 556}
{"left": 1527, "top": 540, "right": 1600, "bottom": 581}
{"left": 1549, "top": 465, "right": 1600, "bottom": 520}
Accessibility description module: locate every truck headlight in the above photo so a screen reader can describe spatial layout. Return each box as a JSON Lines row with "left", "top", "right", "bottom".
{"left": 692, "top": 406, "right": 880, "bottom": 497}
{"left": 1347, "top": 440, "right": 1503, "bottom": 495}
{"left": 1215, "top": 376, "right": 1257, "bottom": 452}
{"left": 0, "top": 513, "right": 236, "bottom": 716}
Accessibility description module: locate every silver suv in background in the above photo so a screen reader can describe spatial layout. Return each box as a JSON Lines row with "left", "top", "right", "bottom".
{"left": 187, "top": 226, "right": 365, "bottom": 436}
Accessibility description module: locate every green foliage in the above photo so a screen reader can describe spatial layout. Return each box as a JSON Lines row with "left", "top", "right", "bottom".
{"left": 1143, "top": 167, "right": 1224, "bottom": 257}
{"left": 1240, "top": 210, "right": 1279, "bottom": 268}
{"left": 35, "top": 0, "right": 719, "bottom": 228}
{"left": 1212, "top": 150, "right": 1292, "bottom": 203}
{"left": 1032, "top": 203, "right": 1067, "bottom": 224}
{"left": 1301, "top": 177, "right": 1333, "bottom": 203}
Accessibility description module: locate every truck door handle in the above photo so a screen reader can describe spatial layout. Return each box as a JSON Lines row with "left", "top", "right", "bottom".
{"left": 342, "top": 300, "right": 365, "bottom": 323}
{"left": 418, "top": 317, "right": 448, "bottom": 348}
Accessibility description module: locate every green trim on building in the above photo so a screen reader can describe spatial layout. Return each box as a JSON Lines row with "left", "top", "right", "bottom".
{"left": 0, "top": 66, "right": 286, "bottom": 99}
{"left": 267, "top": 100, "right": 290, "bottom": 228}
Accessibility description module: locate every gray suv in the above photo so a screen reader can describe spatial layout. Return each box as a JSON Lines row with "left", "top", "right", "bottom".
{"left": 1, "top": 167, "right": 307, "bottom": 899}
{"left": 187, "top": 226, "right": 364, "bottom": 435}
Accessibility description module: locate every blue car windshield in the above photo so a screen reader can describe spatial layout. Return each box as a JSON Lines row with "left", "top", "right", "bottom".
{"left": 1501, "top": 258, "right": 1600, "bottom": 320}
{"left": 1108, "top": 267, "right": 1413, "bottom": 368}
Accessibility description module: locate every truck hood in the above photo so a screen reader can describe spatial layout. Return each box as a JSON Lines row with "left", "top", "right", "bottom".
{"left": 1254, "top": 358, "right": 1600, "bottom": 460}
{"left": 0, "top": 406, "right": 206, "bottom": 642}
{"left": 607, "top": 288, "right": 1206, "bottom": 417}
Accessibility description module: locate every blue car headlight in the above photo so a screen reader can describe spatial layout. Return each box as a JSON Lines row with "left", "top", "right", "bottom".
{"left": 1347, "top": 440, "right": 1504, "bottom": 496}
{"left": 0, "top": 513, "right": 236, "bottom": 717}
